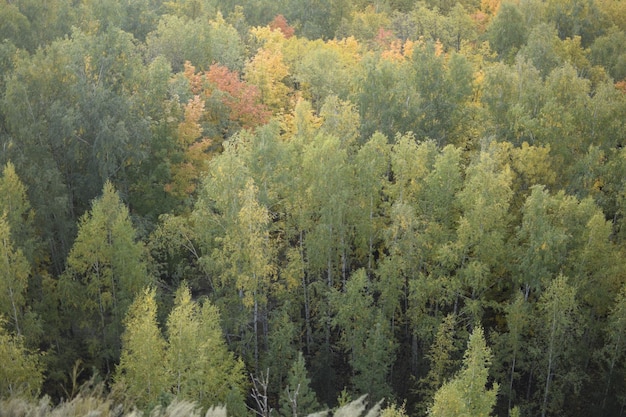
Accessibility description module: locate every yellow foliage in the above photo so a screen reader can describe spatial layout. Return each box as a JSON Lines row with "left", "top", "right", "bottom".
{"left": 326, "top": 37, "right": 363, "bottom": 65}
{"left": 244, "top": 48, "right": 291, "bottom": 113}
{"left": 178, "top": 96, "right": 204, "bottom": 146}
{"left": 249, "top": 25, "right": 286, "bottom": 52}
{"left": 481, "top": 0, "right": 502, "bottom": 16}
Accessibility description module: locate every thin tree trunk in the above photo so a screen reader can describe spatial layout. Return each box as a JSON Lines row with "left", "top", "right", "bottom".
{"left": 254, "top": 288, "right": 259, "bottom": 372}
{"left": 300, "top": 231, "right": 312, "bottom": 354}
{"left": 542, "top": 308, "right": 558, "bottom": 417}
{"left": 8, "top": 285, "right": 21, "bottom": 336}
{"left": 509, "top": 353, "right": 517, "bottom": 415}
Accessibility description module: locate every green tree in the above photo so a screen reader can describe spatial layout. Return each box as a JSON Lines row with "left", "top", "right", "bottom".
{"left": 519, "top": 24, "right": 564, "bottom": 77}
{"left": 114, "top": 287, "right": 168, "bottom": 410}
{"left": 0, "top": 317, "right": 43, "bottom": 399}
{"left": 482, "top": 58, "right": 544, "bottom": 144}
{"left": 3, "top": 26, "right": 153, "bottom": 271}
{"left": 279, "top": 352, "right": 320, "bottom": 417}
{"left": 590, "top": 28, "right": 626, "bottom": 82}
{"left": 0, "top": 216, "right": 30, "bottom": 337}
{"left": 534, "top": 275, "right": 581, "bottom": 417}
{"left": 544, "top": 0, "right": 607, "bottom": 45}
{"left": 445, "top": 145, "right": 513, "bottom": 322}
{"left": 0, "top": 161, "right": 38, "bottom": 266}
{"left": 429, "top": 326, "right": 499, "bottom": 417}
{"left": 598, "top": 284, "right": 626, "bottom": 413}
{"left": 263, "top": 304, "right": 300, "bottom": 400}
{"left": 332, "top": 269, "right": 396, "bottom": 401}
{"left": 60, "top": 181, "right": 151, "bottom": 373}
{"left": 409, "top": 43, "right": 474, "bottom": 145}
{"left": 418, "top": 314, "right": 461, "bottom": 411}
{"left": 492, "top": 292, "right": 530, "bottom": 414}
{"left": 146, "top": 15, "right": 213, "bottom": 72}
{"left": 166, "top": 283, "right": 247, "bottom": 414}
{"left": 486, "top": 2, "right": 528, "bottom": 61}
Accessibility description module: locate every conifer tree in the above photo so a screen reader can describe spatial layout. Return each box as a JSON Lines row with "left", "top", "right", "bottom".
{"left": 279, "top": 352, "right": 320, "bottom": 417}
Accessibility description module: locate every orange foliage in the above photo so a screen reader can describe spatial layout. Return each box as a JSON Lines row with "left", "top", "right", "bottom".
{"left": 269, "top": 14, "right": 295, "bottom": 39}
{"left": 167, "top": 63, "right": 271, "bottom": 198}
{"left": 184, "top": 61, "right": 204, "bottom": 95}
{"left": 471, "top": 11, "right": 490, "bottom": 34}
{"left": 183, "top": 61, "right": 271, "bottom": 130}
{"left": 375, "top": 28, "right": 395, "bottom": 48}
{"left": 616, "top": 80, "right": 626, "bottom": 94}
{"left": 205, "top": 64, "right": 272, "bottom": 129}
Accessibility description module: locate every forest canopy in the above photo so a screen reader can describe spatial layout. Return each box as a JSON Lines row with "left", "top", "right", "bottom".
{"left": 1, "top": 0, "right": 626, "bottom": 416}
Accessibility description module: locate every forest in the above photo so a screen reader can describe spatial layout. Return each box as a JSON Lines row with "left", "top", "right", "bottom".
{"left": 1, "top": 0, "right": 626, "bottom": 416}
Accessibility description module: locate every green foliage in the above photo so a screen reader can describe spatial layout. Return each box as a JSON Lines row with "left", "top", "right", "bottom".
{"left": 0, "top": 216, "right": 30, "bottom": 337}
{"left": 418, "top": 314, "right": 461, "bottom": 410}
{"left": 533, "top": 275, "right": 581, "bottom": 417}
{"left": 115, "top": 283, "right": 247, "bottom": 414}
{"left": 166, "top": 284, "right": 247, "bottom": 413}
{"left": 279, "top": 352, "right": 320, "bottom": 417}
{"left": 114, "top": 287, "right": 168, "bottom": 410}
{"left": 60, "top": 182, "right": 151, "bottom": 372}
{"left": 2, "top": 1, "right": 626, "bottom": 415}
{"left": 486, "top": 3, "right": 528, "bottom": 61}
{"left": 429, "top": 326, "right": 499, "bottom": 417}
{"left": 0, "top": 318, "right": 43, "bottom": 399}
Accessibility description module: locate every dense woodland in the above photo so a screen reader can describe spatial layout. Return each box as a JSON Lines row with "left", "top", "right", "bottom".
{"left": 1, "top": 0, "right": 626, "bottom": 416}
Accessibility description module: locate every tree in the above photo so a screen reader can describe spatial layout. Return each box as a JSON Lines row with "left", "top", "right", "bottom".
{"left": 519, "top": 24, "right": 564, "bottom": 78}
{"left": 486, "top": 2, "right": 527, "bottom": 61}
{"left": 408, "top": 43, "right": 474, "bottom": 145}
{"left": 534, "top": 275, "right": 581, "bottom": 417}
{"left": 279, "top": 352, "right": 320, "bottom": 417}
{"left": 332, "top": 269, "right": 396, "bottom": 402}
{"left": 0, "top": 317, "right": 43, "bottom": 399}
{"left": 244, "top": 44, "right": 291, "bottom": 114}
{"left": 60, "top": 181, "right": 151, "bottom": 373}
{"left": 146, "top": 15, "right": 212, "bottom": 72}
{"left": 598, "top": 284, "right": 626, "bottom": 413}
{"left": 590, "top": 28, "right": 626, "bottom": 82}
{"left": 114, "top": 287, "right": 168, "bottom": 410}
{"left": 429, "top": 326, "right": 499, "bottom": 417}
{"left": 419, "top": 314, "right": 461, "bottom": 411}
{"left": 0, "top": 217, "right": 30, "bottom": 337}
{"left": 0, "top": 160, "right": 37, "bottom": 338}
{"left": 0, "top": 162, "right": 38, "bottom": 266}
{"left": 2, "top": 26, "right": 152, "bottom": 272}
{"left": 166, "top": 283, "right": 247, "bottom": 414}
{"left": 269, "top": 14, "right": 295, "bottom": 39}
{"left": 446, "top": 145, "right": 513, "bottom": 322}
{"left": 166, "top": 62, "right": 271, "bottom": 201}
{"left": 492, "top": 292, "right": 530, "bottom": 414}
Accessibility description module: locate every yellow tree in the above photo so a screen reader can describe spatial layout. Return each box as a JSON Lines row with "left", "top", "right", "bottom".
{"left": 114, "top": 287, "right": 168, "bottom": 410}
{"left": 245, "top": 27, "right": 291, "bottom": 114}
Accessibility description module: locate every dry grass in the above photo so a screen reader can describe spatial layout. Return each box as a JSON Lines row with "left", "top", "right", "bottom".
{"left": 0, "top": 390, "right": 381, "bottom": 417}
